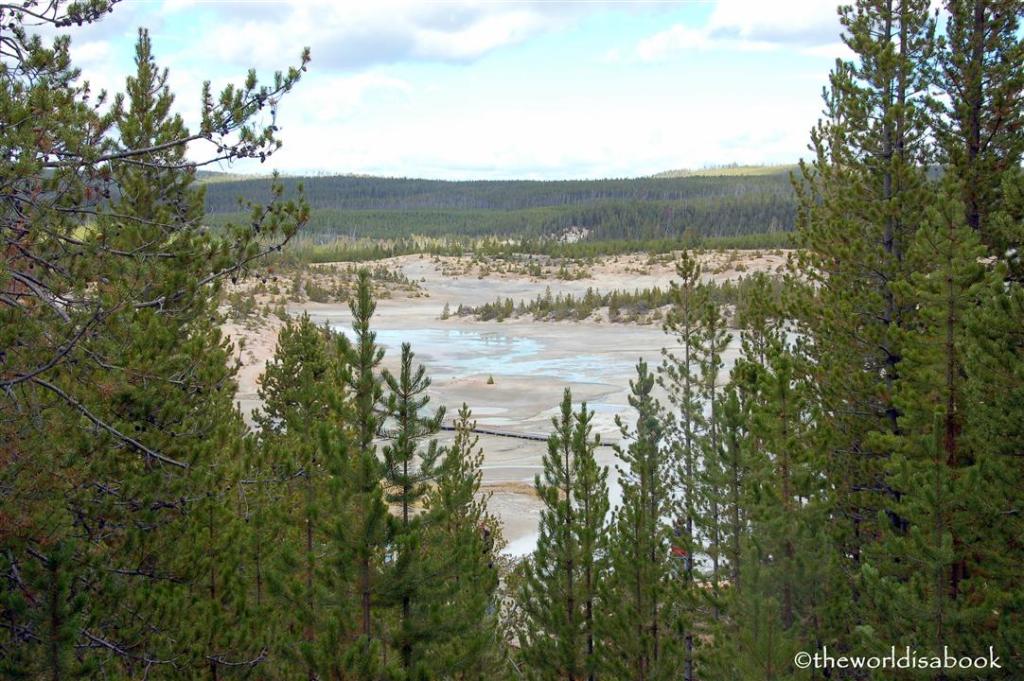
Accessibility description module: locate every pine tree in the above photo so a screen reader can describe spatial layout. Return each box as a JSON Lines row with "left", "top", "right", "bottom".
{"left": 96, "top": 32, "right": 267, "bottom": 678}
{"left": 935, "top": 0, "right": 1024, "bottom": 257}
{"left": 255, "top": 313, "right": 342, "bottom": 678}
{"left": 1, "top": 28, "right": 269, "bottom": 677}
{"left": 1, "top": 7, "right": 307, "bottom": 675}
{"left": 336, "top": 270, "right": 390, "bottom": 679}
{"left": 657, "top": 250, "right": 705, "bottom": 681}
{"left": 863, "top": 175, "right": 1014, "bottom": 667}
{"left": 695, "top": 299, "right": 731, "bottom": 606}
{"left": 727, "top": 279, "right": 835, "bottom": 679}
{"left": 381, "top": 342, "right": 445, "bottom": 677}
{"left": 964, "top": 173, "right": 1024, "bottom": 672}
{"left": 572, "top": 400, "right": 609, "bottom": 681}
{"left": 240, "top": 434, "right": 293, "bottom": 677}
{"left": 718, "top": 384, "right": 746, "bottom": 592}
{"left": 423, "top": 404, "right": 506, "bottom": 680}
{"left": 600, "top": 361, "right": 681, "bottom": 681}
{"left": 696, "top": 381, "right": 752, "bottom": 681}
{"left": 257, "top": 314, "right": 337, "bottom": 435}
{"left": 520, "top": 390, "right": 580, "bottom": 680}
{"left": 792, "top": 0, "right": 937, "bottom": 653}
{"left": 519, "top": 389, "right": 609, "bottom": 681}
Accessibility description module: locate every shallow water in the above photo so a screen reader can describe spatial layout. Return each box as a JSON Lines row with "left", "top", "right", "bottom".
{"left": 330, "top": 323, "right": 734, "bottom": 557}
{"left": 333, "top": 326, "right": 637, "bottom": 385}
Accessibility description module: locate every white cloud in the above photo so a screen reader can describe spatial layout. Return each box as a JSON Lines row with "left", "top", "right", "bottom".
{"left": 412, "top": 9, "right": 549, "bottom": 62}
{"left": 636, "top": 25, "right": 711, "bottom": 59}
{"left": 285, "top": 73, "right": 413, "bottom": 124}
{"left": 635, "top": 0, "right": 846, "bottom": 61}
{"left": 799, "top": 42, "right": 854, "bottom": 59}
{"left": 225, "top": 82, "right": 819, "bottom": 179}
{"left": 706, "top": 0, "right": 839, "bottom": 45}
{"left": 68, "top": 39, "right": 125, "bottom": 103}
{"left": 599, "top": 47, "right": 624, "bottom": 64}
{"left": 636, "top": 24, "right": 778, "bottom": 60}
{"left": 30, "top": 1, "right": 827, "bottom": 178}
{"left": 166, "top": 1, "right": 589, "bottom": 72}
{"left": 70, "top": 40, "right": 113, "bottom": 65}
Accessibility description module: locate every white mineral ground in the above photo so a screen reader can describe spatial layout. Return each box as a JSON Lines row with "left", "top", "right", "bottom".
{"left": 224, "top": 250, "right": 789, "bottom": 555}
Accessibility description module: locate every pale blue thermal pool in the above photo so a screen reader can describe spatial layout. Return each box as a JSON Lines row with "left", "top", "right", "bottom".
{"left": 329, "top": 323, "right": 695, "bottom": 556}
{"left": 332, "top": 326, "right": 639, "bottom": 385}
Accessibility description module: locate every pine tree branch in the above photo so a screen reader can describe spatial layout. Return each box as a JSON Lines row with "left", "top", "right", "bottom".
{"left": 30, "top": 377, "right": 188, "bottom": 468}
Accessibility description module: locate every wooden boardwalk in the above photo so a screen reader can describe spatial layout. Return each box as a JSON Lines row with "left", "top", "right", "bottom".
{"left": 438, "top": 423, "right": 618, "bottom": 448}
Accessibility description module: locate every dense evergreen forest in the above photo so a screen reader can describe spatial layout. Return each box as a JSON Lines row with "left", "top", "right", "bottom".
{"left": 201, "top": 172, "right": 796, "bottom": 212}
{"left": 3, "top": 1, "right": 1023, "bottom": 680}
{"left": 202, "top": 173, "right": 796, "bottom": 241}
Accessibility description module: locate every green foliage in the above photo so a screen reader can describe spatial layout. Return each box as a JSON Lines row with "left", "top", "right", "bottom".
{"left": 517, "top": 390, "right": 609, "bottom": 681}
{"left": 333, "top": 271, "right": 391, "bottom": 677}
{"left": 4, "top": 1, "right": 1024, "bottom": 679}
{"left": 253, "top": 313, "right": 347, "bottom": 676}
{"left": 204, "top": 173, "right": 797, "bottom": 245}
{"left": 785, "top": 0, "right": 1024, "bottom": 675}
{"left": 381, "top": 342, "right": 445, "bottom": 675}
{"left": 423, "top": 405, "right": 506, "bottom": 679}
{"left": 790, "top": 0, "right": 939, "bottom": 662}
{"left": 0, "top": 15, "right": 307, "bottom": 676}
{"left": 600, "top": 361, "right": 684, "bottom": 680}
{"left": 459, "top": 272, "right": 786, "bottom": 325}
{"left": 656, "top": 252, "right": 705, "bottom": 681}
{"left": 935, "top": 0, "right": 1023, "bottom": 256}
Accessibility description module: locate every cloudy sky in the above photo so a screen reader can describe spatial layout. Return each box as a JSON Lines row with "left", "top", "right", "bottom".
{"left": 57, "top": 0, "right": 852, "bottom": 179}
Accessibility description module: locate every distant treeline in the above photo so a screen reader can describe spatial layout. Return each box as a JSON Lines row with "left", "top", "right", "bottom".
{"left": 202, "top": 173, "right": 795, "bottom": 211}
{"left": 203, "top": 173, "right": 796, "bottom": 241}
{"left": 455, "top": 272, "right": 787, "bottom": 325}
{"left": 263, "top": 232, "right": 793, "bottom": 266}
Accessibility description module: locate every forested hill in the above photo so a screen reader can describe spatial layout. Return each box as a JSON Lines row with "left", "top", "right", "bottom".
{"left": 200, "top": 170, "right": 795, "bottom": 211}
{"left": 200, "top": 169, "right": 797, "bottom": 240}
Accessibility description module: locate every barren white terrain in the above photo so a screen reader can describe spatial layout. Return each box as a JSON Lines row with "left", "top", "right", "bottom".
{"left": 227, "top": 250, "right": 786, "bottom": 553}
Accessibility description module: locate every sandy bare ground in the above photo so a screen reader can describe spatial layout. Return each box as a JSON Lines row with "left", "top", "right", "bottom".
{"left": 224, "top": 250, "right": 786, "bottom": 554}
